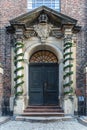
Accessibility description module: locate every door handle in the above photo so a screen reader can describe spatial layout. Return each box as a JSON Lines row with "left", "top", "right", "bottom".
{"left": 44, "top": 82, "right": 47, "bottom": 90}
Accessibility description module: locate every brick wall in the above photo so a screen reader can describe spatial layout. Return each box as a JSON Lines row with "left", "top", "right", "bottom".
{"left": 61, "top": 0, "right": 85, "bottom": 26}
{"left": 0, "top": 0, "right": 27, "bottom": 28}
{"left": 0, "top": 0, "right": 27, "bottom": 115}
{"left": 61, "top": 0, "right": 87, "bottom": 92}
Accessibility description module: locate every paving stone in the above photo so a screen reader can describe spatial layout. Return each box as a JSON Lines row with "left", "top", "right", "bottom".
{"left": 0, "top": 119, "right": 87, "bottom": 130}
{"left": 0, "top": 117, "right": 10, "bottom": 125}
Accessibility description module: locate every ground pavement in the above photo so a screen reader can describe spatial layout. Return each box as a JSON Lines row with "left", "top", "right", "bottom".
{"left": 0, "top": 118, "right": 87, "bottom": 130}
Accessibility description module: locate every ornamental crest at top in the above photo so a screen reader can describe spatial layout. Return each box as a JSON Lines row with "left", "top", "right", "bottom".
{"left": 34, "top": 13, "right": 53, "bottom": 43}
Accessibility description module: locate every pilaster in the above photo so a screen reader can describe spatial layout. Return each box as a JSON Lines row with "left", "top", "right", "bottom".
{"left": 63, "top": 27, "right": 74, "bottom": 115}
{"left": 13, "top": 29, "right": 25, "bottom": 115}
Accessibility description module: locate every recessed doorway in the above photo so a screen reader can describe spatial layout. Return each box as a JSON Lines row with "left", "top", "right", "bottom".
{"left": 29, "top": 50, "right": 59, "bottom": 105}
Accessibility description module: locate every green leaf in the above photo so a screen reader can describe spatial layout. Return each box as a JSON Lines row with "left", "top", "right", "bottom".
{"left": 14, "top": 66, "right": 24, "bottom": 73}
{"left": 14, "top": 45, "right": 24, "bottom": 53}
{"left": 64, "top": 64, "right": 73, "bottom": 71}
{"left": 63, "top": 71, "right": 73, "bottom": 79}
{"left": 64, "top": 52, "right": 73, "bottom": 58}
{"left": 63, "top": 81, "right": 73, "bottom": 87}
{"left": 15, "top": 90, "right": 23, "bottom": 97}
{"left": 14, "top": 59, "right": 24, "bottom": 66}
{"left": 64, "top": 42, "right": 72, "bottom": 47}
{"left": 15, "top": 42, "right": 24, "bottom": 46}
{"left": 63, "top": 46, "right": 72, "bottom": 52}
{"left": 14, "top": 53, "right": 24, "bottom": 60}
{"left": 14, "top": 74, "right": 24, "bottom": 81}
{"left": 14, "top": 81, "right": 24, "bottom": 88}
{"left": 63, "top": 57, "right": 73, "bottom": 64}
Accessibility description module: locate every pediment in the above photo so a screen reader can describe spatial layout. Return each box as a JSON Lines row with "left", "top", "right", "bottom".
{"left": 10, "top": 6, "right": 77, "bottom": 28}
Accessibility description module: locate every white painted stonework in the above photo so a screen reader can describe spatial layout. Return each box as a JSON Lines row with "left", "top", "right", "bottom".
{"left": 64, "top": 97, "right": 74, "bottom": 115}
{"left": 14, "top": 96, "right": 24, "bottom": 114}
{"left": 13, "top": 22, "right": 77, "bottom": 115}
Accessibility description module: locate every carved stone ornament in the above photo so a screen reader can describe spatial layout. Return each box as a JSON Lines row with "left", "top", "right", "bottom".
{"left": 14, "top": 29, "right": 24, "bottom": 41}
{"left": 34, "top": 24, "right": 53, "bottom": 43}
{"left": 14, "top": 34, "right": 24, "bottom": 43}
{"left": 24, "top": 31, "right": 37, "bottom": 38}
{"left": 52, "top": 30, "right": 63, "bottom": 38}
{"left": 64, "top": 34, "right": 73, "bottom": 43}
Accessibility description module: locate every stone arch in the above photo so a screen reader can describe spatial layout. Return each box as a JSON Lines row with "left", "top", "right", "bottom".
{"left": 24, "top": 43, "right": 63, "bottom": 63}
{"left": 23, "top": 42, "right": 63, "bottom": 107}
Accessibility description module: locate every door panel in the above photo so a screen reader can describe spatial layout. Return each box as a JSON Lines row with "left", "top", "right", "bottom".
{"left": 44, "top": 64, "right": 58, "bottom": 105}
{"left": 29, "top": 65, "right": 43, "bottom": 105}
{"left": 29, "top": 63, "right": 58, "bottom": 105}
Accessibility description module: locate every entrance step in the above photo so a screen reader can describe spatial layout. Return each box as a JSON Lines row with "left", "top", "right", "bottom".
{"left": 23, "top": 106, "right": 64, "bottom": 117}
{"left": 24, "top": 109, "right": 63, "bottom": 112}
{"left": 26, "top": 105, "right": 61, "bottom": 109}
{"left": 22, "top": 112, "right": 64, "bottom": 116}
{"left": 15, "top": 116, "right": 75, "bottom": 122}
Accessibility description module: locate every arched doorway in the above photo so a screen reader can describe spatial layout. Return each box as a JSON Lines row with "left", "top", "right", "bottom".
{"left": 29, "top": 50, "right": 59, "bottom": 105}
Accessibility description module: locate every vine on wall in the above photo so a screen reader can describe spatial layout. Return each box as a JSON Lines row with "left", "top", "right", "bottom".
{"left": 63, "top": 41, "right": 73, "bottom": 95}
{"left": 14, "top": 42, "right": 24, "bottom": 97}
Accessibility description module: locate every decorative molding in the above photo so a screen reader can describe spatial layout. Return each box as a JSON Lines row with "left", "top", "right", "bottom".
{"left": 38, "top": 13, "right": 48, "bottom": 23}
{"left": 51, "top": 30, "right": 63, "bottom": 38}
{"left": 64, "top": 34, "right": 72, "bottom": 43}
{"left": 24, "top": 31, "right": 37, "bottom": 38}
{"left": 34, "top": 23, "right": 53, "bottom": 43}
{"left": 15, "top": 29, "right": 24, "bottom": 41}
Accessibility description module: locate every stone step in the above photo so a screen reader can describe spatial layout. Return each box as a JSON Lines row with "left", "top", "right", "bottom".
{"left": 23, "top": 106, "right": 64, "bottom": 117}
{"left": 27, "top": 105, "right": 60, "bottom": 108}
{"left": 26, "top": 105, "right": 61, "bottom": 109}
{"left": 15, "top": 115, "right": 74, "bottom": 122}
{"left": 21, "top": 112, "right": 64, "bottom": 117}
{"left": 24, "top": 108, "right": 63, "bottom": 112}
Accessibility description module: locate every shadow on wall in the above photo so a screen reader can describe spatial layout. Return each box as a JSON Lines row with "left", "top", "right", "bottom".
{"left": 2, "top": 97, "right": 13, "bottom": 116}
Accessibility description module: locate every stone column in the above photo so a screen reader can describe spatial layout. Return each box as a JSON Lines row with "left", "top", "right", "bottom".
{"left": 59, "top": 60, "right": 63, "bottom": 107}
{"left": 63, "top": 28, "right": 74, "bottom": 115}
{"left": 0, "top": 64, "right": 3, "bottom": 115}
{"left": 23, "top": 55, "right": 29, "bottom": 108}
{"left": 14, "top": 29, "right": 24, "bottom": 115}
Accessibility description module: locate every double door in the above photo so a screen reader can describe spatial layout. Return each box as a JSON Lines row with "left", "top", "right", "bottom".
{"left": 29, "top": 63, "right": 59, "bottom": 105}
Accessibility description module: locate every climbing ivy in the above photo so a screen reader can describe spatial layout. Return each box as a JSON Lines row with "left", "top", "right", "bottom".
{"left": 14, "top": 53, "right": 24, "bottom": 60}
{"left": 64, "top": 87, "right": 73, "bottom": 95}
{"left": 64, "top": 64, "right": 73, "bottom": 71}
{"left": 14, "top": 66, "right": 24, "bottom": 73}
{"left": 14, "top": 42, "right": 24, "bottom": 97}
{"left": 63, "top": 57, "right": 73, "bottom": 64}
{"left": 14, "top": 59, "right": 24, "bottom": 66}
{"left": 64, "top": 52, "right": 73, "bottom": 58}
{"left": 63, "top": 41, "right": 74, "bottom": 95}
{"left": 14, "top": 74, "right": 24, "bottom": 81}
{"left": 63, "top": 71, "right": 73, "bottom": 79}
{"left": 63, "top": 81, "right": 73, "bottom": 88}
{"left": 14, "top": 81, "right": 24, "bottom": 89}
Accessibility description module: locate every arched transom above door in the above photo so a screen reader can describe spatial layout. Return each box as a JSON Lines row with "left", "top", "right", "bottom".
{"left": 29, "top": 50, "right": 58, "bottom": 63}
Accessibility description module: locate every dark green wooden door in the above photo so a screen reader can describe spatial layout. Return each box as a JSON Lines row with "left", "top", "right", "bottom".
{"left": 29, "top": 63, "right": 58, "bottom": 105}
{"left": 44, "top": 64, "right": 58, "bottom": 105}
